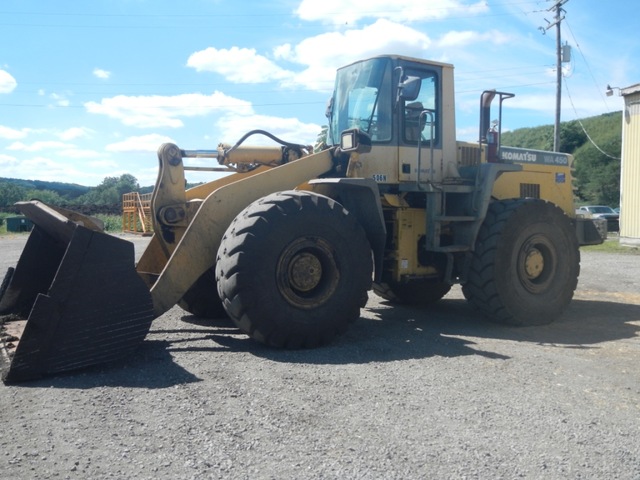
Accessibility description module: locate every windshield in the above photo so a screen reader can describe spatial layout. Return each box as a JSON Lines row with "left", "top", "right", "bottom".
{"left": 588, "top": 206, "right": 615, "bottom": 213}
{"left": 327, "top": 58, "right": 392, "bottom": 145}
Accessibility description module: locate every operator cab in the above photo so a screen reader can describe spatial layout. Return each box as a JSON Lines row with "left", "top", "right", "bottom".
{"left": 325, "top": 55, "right": 458, "bottom": 188}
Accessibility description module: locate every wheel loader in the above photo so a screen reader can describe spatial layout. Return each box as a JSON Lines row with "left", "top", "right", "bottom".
{"left": 0, "top": 54, "right": 604, "bottom": 383}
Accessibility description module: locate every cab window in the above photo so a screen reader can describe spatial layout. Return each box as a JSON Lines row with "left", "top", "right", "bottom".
{"left": 402, "top": 73, "right": 438, "bottom": 145}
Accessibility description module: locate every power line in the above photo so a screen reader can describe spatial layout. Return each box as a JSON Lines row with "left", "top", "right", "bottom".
{"left": 457, "top": 81, "right": 555, "bottom": 95}
{"left": 0, "top": 2, "right": 552, "bottom": 29}
{"left": 0, "top": 2, "right": 544, "bottom": 19}
{"left": 0, "top": 100, "right": 327, "bottom": 109}
{"left": 563, "top": 79, "right": 620, "bottom": 160}
{"left": 563, "top": 19, "right": 612, "bottom": 114}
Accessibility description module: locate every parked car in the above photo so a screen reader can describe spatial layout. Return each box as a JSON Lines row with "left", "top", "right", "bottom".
{"left": 576, "top": 205, "right": 619, "bottom": 232}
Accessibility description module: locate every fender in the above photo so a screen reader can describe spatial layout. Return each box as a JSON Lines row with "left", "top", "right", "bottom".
{"left": 306, "top": 178, "right": 387, "bottom": 282}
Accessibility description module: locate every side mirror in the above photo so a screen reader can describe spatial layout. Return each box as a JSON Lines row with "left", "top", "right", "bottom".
{"left": 397, "top": 75, "right": 421, "bottom": 102}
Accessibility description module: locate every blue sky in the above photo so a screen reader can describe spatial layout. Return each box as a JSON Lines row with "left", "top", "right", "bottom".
{"left": 0, "top": 0, "right": 637, "bottom": 186}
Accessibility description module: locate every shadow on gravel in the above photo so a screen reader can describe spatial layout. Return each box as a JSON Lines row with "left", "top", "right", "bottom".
{"left": 200, "top": 299, "right": 512, "bottom": 365}
{"left": 170, "top": 296, "right": 640, "bottom": 367}
{"left": 16, "top": 296, "right": 638, "bottom": 385}
{"left": 15, "top": 340, "right": 202, "bottom": 389}
{"left": 393, "top": 297, "right": 640, "bottom": 347}
{"left": 474, "top": 298, "right": 640, "bottom": 347}
{"left": 391, "top": 297, "right": 640, "bottom": 347}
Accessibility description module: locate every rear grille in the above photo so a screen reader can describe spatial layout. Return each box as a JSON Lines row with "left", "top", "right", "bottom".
{"left": 520, "top": 183, "right": 540, "bottom": 199}
{"left": 457, "top": 144, "right": 481, "bottom": 166}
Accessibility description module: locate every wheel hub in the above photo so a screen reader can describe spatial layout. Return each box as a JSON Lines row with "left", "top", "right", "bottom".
{"left": 517, "top": 235, "right": 556, "bottom": 294}
{"left": 523, "top": 248, "right": 544, "bottom": 280}
{"left": 277, "top": 237, "right": 339, "bottom": 309}
{"left": 288, "top": 252, "right": 322, "bottom": 292}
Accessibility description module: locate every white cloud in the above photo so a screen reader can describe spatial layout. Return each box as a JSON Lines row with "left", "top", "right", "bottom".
{"left": 273, "top": 44, "right": 293, "bottom": 60}
{"left": 279, "top": 19, "right": 432, "bottom": 91}
{"left": 87, "top": 159, "right": 119, "bottom": 169}
{"left": 0, "top": 70, "right": 17, "bottom": 94}
{"left": 93, "top": 68, "right": 111, "bottom": 79}
{"left": 436, "top": 29, "right": 511, "bottom": 48}
{"left": 456, "top": 125, "right": 480, "bottom": 142}
{"left": 216, "top": 114, "right": 322, "bottom": 146}
{"left": 7, "top": 140, "right": 75, "bottom": 152}
{"left": 0, "top": 125, "right": 28, "bottom": 140}
{"left": 58, "top": 127, "right": 93, "bottom": 141}
{"left": 185, "top": 20, "right": 430, "bottom": 94}
{"left": 135, "top": 166, "right": 165, "bottom": 187}
{"left": 85, "top": 92, "right": 254, "bottom": 128}
{"left": 60, "top": 148, "right": 104, "bottom": 159}
{"left": 0, "top": 155, "right": 100, "bottom": 184}
{"left": 105, "top": 134, "right": 176, "bottom": 153}
{"left": 187, "top": 47, "right": 292, "bottom": 83}
{"left": 0, "top": 153, "right": 18, "bottom": 166}
{"left": 49, "top": 93, "right": 70, "bottom": 107}
{"left": 296, "top": 0, "right": 488, "bottom": 25}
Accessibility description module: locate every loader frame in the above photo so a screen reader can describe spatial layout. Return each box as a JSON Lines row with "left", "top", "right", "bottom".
{"left": 0, "top": 54, "right": 607, "bottom": 383}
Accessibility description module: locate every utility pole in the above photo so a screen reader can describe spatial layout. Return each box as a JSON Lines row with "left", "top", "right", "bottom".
{"left": 540, "top": 0, "right": 569, "bottom": 152}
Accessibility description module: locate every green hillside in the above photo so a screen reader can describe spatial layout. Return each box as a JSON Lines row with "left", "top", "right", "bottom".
{"left": 0, "top": 173, "right": 201, "bottom": 213}
{"left": 0, "top": 177, "right": 90, "bottom": 199}
{"left": 0, "top": 174, "right": 138, "bottom": 213}
{"left": 502, "top": 112, "right": 622, "bottom": 207}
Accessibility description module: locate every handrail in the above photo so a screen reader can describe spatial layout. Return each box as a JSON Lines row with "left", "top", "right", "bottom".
{"left": 122, "top": 192, "right": 153, "bottom": 234}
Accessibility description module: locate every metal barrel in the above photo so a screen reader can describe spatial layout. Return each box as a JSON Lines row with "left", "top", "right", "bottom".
{"left": 0, "top": 201, "right": 155, "bottom": 383}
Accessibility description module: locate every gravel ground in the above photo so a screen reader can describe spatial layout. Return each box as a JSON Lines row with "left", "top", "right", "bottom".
{"left": 1, "top": 233, "right": 639, "bottom": 479}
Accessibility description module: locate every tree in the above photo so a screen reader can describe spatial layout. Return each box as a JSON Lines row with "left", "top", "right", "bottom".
{"left": 25, "top": 189, "right": 64, "bottom": 205}
{"left": 502, "top": 112, "right": 622, "bottom": 206}
{"left": 0, "top": 182, "right": 26, "bottom": 207}
{"left": 314, "top": 125, "right": 328, "bottom": 153}
{"left": 76, "top": 174, "right": 140, "bottom": 206}
{"left": 573, "top": 138, "right": 621, "bottom": 206}
{"left": 502, "top": 125, "right": 554, "bottom": 151}
{"left": 559, "top": 121, "right": 587, "bottom": 153}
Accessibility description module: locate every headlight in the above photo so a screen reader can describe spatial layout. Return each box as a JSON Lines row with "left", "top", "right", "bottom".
{"left": 340, "top": 128, "right": 372, "bottom": 154}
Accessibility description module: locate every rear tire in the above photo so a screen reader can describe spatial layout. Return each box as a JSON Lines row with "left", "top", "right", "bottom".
{"left": 215, "top": 191, "right": 372, "bottom": 348}
{"left": 178, "top": 268, "right": 227, "bottom": 319}
{"left": 462, "top": 199, "right": 579, "bottom": 326}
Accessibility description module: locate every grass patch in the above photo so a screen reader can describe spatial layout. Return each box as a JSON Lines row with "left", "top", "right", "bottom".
{"left": 582, "top": 236, "right": 640, "bottom": 255}
{"left": 0, "top": 213, "right": 124, "bottom": 234}
{"left": 93, "top": 214, "right": 122, "bottom": 232}
{"left": 0, "top": 213, "right": 9, "bottom": 235}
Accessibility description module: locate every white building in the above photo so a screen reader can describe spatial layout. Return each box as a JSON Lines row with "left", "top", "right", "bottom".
{"left": 619, "top": 83, "right": 640, "bottom": 246}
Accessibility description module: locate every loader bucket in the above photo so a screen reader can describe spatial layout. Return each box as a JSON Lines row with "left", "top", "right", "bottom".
{"left": 0, "top": 201, "right": 155, "bottom": 383}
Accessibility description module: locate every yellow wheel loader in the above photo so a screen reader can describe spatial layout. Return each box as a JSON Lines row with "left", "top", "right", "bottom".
{"left": 0, "top": 55, "right": 604, "bottom": 383}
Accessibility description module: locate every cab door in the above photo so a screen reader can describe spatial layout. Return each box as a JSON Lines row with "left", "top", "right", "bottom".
{"left": 397, "top": 66, "right": 443, "bottom": 187}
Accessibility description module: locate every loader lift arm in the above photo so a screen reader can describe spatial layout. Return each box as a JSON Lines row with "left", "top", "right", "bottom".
{"left": 0, "top": 141, "right": 340, "bottom": 382}
{"left": 145, "top": 143, "right": 338, "bottom": 317}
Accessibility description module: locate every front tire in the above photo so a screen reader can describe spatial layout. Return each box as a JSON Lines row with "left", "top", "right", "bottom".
{"left": 462, "top": 199, "right": 580, "bottom": 326}
{"left": 178, "top": 268, "right": 227, "bottom": 319}
{"left": 215, "top": 191, "right": 372, "bottom": 348}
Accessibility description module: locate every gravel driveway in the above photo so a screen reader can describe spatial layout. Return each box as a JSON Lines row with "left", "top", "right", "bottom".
{"left": 1, "top": 233, "right": 639, "bottom": 479}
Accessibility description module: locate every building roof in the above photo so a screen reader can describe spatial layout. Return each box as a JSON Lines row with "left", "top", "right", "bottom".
{"left": 621, "top": 83, "right": 640, "bottom": 96}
